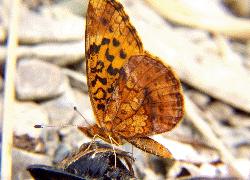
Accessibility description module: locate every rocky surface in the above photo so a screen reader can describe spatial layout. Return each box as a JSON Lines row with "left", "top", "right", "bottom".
{"left": 1, "top": 0, "right": 249, "bottom": 179}
{"left": 12, "top": 148, "right": 51, "bottom": 180}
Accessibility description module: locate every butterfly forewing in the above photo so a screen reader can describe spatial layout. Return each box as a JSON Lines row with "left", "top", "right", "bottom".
{"left": 85, "top": 0, "right": 144, "bottom": 126}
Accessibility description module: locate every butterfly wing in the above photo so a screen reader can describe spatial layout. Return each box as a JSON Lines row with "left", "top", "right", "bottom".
{"left": 104, "top": 54, "right": 184, "bottom": 137}
{"left": 85, "top": 0, "right": 144, "bottom": 126}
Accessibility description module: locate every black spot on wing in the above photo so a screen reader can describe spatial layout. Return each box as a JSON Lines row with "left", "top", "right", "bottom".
{"left": 107, "top": 82, "right": 115, "bottom": 93}
{"left": 107, "top": 64, "right": 120, "bottom": 75}
{"left": 91, "top": 75, "right": 107, "bottom": 86}
{"left": 112, "top": 38, "right": 120, "bottom": 47}
{"left": 101, "top": 38, "right": 110, "bottom": 45}
{"left": 108, "top": 87, "right": 114, "bottom": 93}
{"left": 97, "top": 103, "right": 105, "bottom": 111}
{"left": 89, "top": 43, "right": 100, "bottom": 54}
{"left": 119, "top": 49, "right": 127, "bottom": 59}
{"left": 105, "top": 48, "right": 114, "bottom": 62}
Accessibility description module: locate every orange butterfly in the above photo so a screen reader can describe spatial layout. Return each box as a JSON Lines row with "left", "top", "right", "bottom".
{"left": 79, "top": 0, "right": 184, "bottom": 159}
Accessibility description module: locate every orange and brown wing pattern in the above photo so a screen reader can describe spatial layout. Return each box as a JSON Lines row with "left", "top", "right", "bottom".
{"left": 85, "top": 0, "right": 144, "bottom": 126}
{"left": 104, "top": 54, "right": 184, "bottom": 137}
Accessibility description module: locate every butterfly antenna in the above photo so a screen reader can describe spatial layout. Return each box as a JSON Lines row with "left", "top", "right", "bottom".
{"left": 34, "top": 107, "right": 91, "bottom": 129}
{"left": 34, "top": 124, "right": 78, "bottom": 128}
{"left": 74, "top": 106, "right": 91, "bottom": 126}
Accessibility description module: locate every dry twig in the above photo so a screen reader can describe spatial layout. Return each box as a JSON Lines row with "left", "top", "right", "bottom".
{"left": 0, "top": 41, "right": 84, "bottom": 65}
{"left": 146, "top": 0, "right": 250, "bottom": 40}
{"left": 1, "top": 0, "right": 20, "bottom": 179}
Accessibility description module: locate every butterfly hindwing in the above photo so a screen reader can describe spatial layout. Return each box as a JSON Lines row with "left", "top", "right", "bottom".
{"left": 104, "top": 54, "right": 184, "bottom": 137}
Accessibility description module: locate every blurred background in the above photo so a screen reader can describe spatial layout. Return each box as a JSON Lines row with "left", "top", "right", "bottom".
{"left": 0, "top": 0, "right": 250, "bottom": 179}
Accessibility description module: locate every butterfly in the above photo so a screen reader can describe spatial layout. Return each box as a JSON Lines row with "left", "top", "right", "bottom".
{"left": 79, "top": 0, "right": 184, "bottom": 159}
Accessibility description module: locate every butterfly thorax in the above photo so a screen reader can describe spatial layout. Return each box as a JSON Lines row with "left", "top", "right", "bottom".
{"left": 78, "top": 125, "right": 123, "bottom": 145}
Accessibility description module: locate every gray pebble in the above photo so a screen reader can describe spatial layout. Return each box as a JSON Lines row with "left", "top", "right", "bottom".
{"left": 12, "top": 147, "right": 51, "bottom": 180}
{"left": 53, "top": 143, "right": 71, "bottom": 164}
{"left": 186, "top": 90, "right": 210, "bottom": 108}
{"left": 204, "top": 101, "right": 234, "bottom": 121}
{"left": 16, "top": 59, "right": 68, "bottom": 100}
{"left": 13, "top": 101, "right": 49, "bottom": 139}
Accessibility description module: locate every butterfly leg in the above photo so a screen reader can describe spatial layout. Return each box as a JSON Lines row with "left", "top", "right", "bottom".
{"left": 84, "top": 134, "right": 104, "bottom": 153}
{"left": 108, "top": 136, "right": 121, "bottom": 168}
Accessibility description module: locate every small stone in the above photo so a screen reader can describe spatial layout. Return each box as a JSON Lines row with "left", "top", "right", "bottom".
{"left": 204, "top": 101, "right": 234, "bottom": 121}
{"left": 167, "top": 163, "right": 199, "bottom": 179}
{"left": 221, "top": 127, "right": 249, "bottom": 148}
{"left": 45, "top": 0, "right": 89, "bottom": 17}
{"left": 167, "top": 119, "right": 196, "bottom": 140}
{"left": 16, "top": 59, "right": 69, "bottom": 100}
{"left": 14, "top": 101, "right": 48, "bottom": 139}
{"left": 237, "top": 144, "right": 250, "bottom": 159}
{"left": 53, "top": 143, "right": 71, "bottom": 164}
{"left": 43, "top": 130, "right": 60, "bottom": 157}
{"left": 14, "top": 134, "right": 45, "bottom": 153}
{"left": 12, "top": 148, "right": 51, "bottom": 180}
{"left": 223, "top": 0, "right": 250, "bottom": 17}
{"left": 41, "top": 85, "right": 76, "bottom": 126}
{"left": 13, "top": 101, "right": 48, "bottom": 152}
{"left": 186, "top": 90, "right": 210, "bottom": 108}
{"left": 18, "top": 6, "right": 84, "bottom": 43}
{"left": 22, "top": 0, "right": 52, "bottom": 10}
{"left": 228, "top": 114, "right": 250, "bottom": 128}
